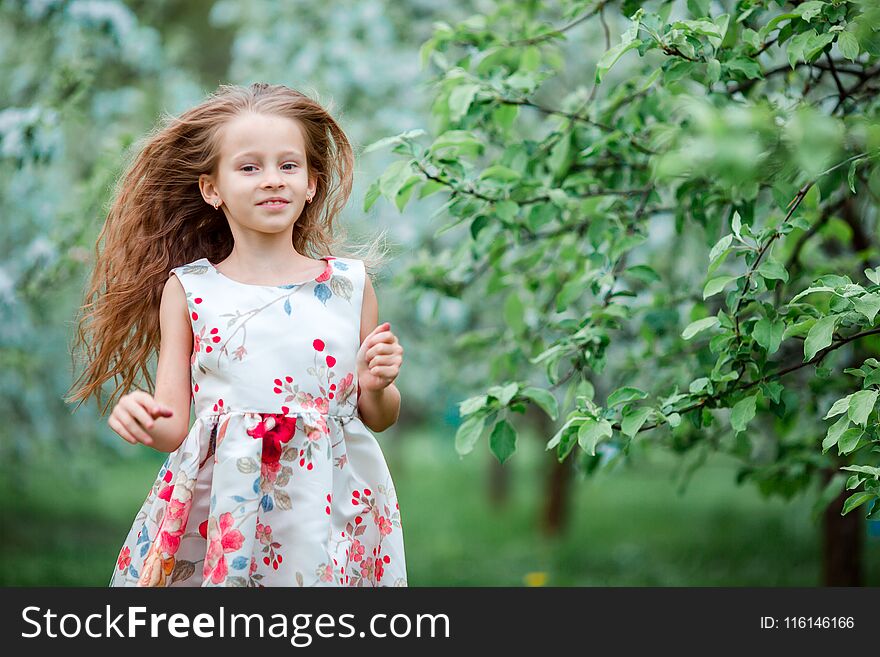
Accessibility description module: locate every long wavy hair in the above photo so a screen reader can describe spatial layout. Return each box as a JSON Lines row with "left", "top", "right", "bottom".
{"left": 65, "top": 82, "right": 389, "bottom": 415}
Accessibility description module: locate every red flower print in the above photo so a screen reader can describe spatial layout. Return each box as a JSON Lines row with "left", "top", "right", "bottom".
{"left": 246, "top": 414, "right": 297, "bottom": 465}
{"left": 350, "top": 539, "right": 365, "bottom": 563}
{"left": 375, "top": 556, "right": 385, "bottom": 582}
{"left": 117, "top": 546, "right": 131, "bottom": 571}
{"left": 377, "top": 516, "right": 393, "bottom": 537}
{"left": 203, "top": 512, "right": 245, "bottom": 585}
{"left": 359, "top": 557, "right": 375, "bottom": 580}
{"left": 313, "top": 338, "right": 325, "bottom": 351}
{"left": 158, "top": 469, "right": 174, "bottom": 501}
{"left": 326, "top": 355, "right": 336, "bottom": 367}
{"left": 315, "top": 260, "right": 333, "bottom": 283}
{"left": 212, "top": 398, "right": 224, "bottom": 413}
{"left": 199, "top": 519, "right": 208, "bottom": 539}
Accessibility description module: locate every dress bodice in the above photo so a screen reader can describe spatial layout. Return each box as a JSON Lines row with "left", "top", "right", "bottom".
{"left": 169, "top": 256, "right": 364, "bottom": 422}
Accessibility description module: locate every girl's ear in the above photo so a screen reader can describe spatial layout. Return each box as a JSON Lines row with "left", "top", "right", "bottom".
{"left": 199, "top": 173, "right": 218, "bottom": 203}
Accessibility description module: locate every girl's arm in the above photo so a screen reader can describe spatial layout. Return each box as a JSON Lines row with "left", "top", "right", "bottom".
{"left": 356, "top": 275, "right": 402, "bottom": 432}
{"left": 143, "top": 274, "right": 194, "bottom": 452}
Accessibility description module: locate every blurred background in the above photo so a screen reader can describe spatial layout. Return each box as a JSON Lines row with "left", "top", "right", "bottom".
{"left": 1, "top": 0, "right": 878, "bottom": 586}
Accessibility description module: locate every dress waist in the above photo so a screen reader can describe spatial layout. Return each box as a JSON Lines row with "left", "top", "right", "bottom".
{"left": 194, "top": 408, "right": 359, "bottom": 424}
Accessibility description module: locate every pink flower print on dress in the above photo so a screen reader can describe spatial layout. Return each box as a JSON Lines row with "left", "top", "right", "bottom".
{"left": 316, "top": 562, "right": 334, "bottom": 583}
{"left": 359, "top": 556, "right": 375, "bottom": 581}
{"left": 158, "top": 495, "right": 191, "bottom": 555}
{"left": 349, "top": 539, "right": 365, "bottom": 563}
{"left": 203, "top": 512, "right": 245, "bottom": 585}
{"left": 377, "top": 516, "right": 393, "bottom": 537}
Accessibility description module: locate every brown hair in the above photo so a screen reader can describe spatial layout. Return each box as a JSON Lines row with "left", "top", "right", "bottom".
{"left": 65, "top": 82, "right": 389, "bottom": 415}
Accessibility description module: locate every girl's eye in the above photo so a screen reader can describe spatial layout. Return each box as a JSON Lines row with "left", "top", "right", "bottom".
{"left": 240, "top": 163, "right": 298, "bottom": 172}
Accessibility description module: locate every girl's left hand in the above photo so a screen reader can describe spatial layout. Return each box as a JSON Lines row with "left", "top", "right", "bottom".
{"left": 356, "top": 322, "right": 403, "bottom": 393}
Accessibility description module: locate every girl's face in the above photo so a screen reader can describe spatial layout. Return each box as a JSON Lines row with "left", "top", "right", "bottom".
{"left": 199, "top": 112, "right": 317, "bottom": 236}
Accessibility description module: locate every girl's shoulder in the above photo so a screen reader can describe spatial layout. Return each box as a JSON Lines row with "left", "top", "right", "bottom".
{"left": 168, "top": 257, "right": 211, "bottom": 278}
{"left": 326, "top": 255, "right": 364, "bottom": 272}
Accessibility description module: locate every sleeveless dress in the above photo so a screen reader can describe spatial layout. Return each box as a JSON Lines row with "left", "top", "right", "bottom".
{"left": 109, "top": 255, "right": 407, "bottom": 587}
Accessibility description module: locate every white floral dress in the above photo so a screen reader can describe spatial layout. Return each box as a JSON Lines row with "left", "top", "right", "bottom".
{"left": 109, "top": 255, "right": 407, "bottom": 587}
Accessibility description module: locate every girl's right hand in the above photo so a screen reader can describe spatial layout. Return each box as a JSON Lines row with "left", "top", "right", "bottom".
{"left": 108, "top": 390, "right": 174, "bottom": 447}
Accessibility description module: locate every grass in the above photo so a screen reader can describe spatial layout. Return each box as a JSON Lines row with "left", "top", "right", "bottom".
{"left": 1, "top": 426, "right": 877, "bottom": 586}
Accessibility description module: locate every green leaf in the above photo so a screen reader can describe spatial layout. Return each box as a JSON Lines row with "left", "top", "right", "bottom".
{"left": 790, "top": 286, "right": 835, "bottom": 303}
{"left": 822, "top": 414, "right": 849, "bottom": 452}
{"left": 520, "top": 386, "right": 559, "bottom": 421}
{"left": 794, "top": 1, "right": 825, "bottom": 22}
{"left": 841, "top": 491, "right": 875, "bottom": 516}
{"left": 837, "top": 428, "right": 863, "bottom": 455}
{"left": 489, "top": 419, "right": 517, "bottom": 464}
{"left": 621, "top": 406, "right": 652, "bottom": 437}
{"left": 804, "top": 315, "right": 837, "bottom": 361}
{"left": 848, "top": 160, "right": 858, "bottom": 193}
{"left": 378, "top": 159, "right": 415, "bottom": 201}
{"left": 488, "top": 382, "right": 519, "bottom": 406}
{"left": 847, "top": 389, "right": 878, "bottom": 427}
{"left": 757, "top": 13, "right": 798, "bottom": 43}
{"left": 731, "top": 211, "right": 742, "bottom": 240}
{"left": 752, "top": 317, "right": 784, "bottom": 354}
{"left": 479, "top": 164, "right": 521, "bottom": 183}
{"left": 787, "top": 29, "right": 816, "bottom": 69}
{"left": 730, "top": 395, "right": 757, "bottom": 434}
{"left": 823, "top": 394, "right": 852, "bottom": 420}
{"left": 607, "top": 387, "right": 648, "bottom": 407}
{"left": 595, "top": 39, "right": 644, "bottom": 84}
{"left": 448, "top": 83, "right": 480, "bottom": 122}
{"left": 624, "top": 265, "right": 660, "bottom": 284}
{"left": 362, "top": 129, "right": 426, "bottom": 154}
{"left": 429, "top": 130, "right": 484, "bottom": 158}
{"left": 363, "top": 180, "right": 381, "bottom": 212}
{"left": 394, "top": 175, "right": 421, "bottom": 211}
{"left": 703, "top": 275, "right": 738, "bottom": 299}
{"left": 804, "top": 32, "right": 836, "bottom": 62}
{"left": 837, "top": 31, "right": 860, "bottom": 62}
{"left": 577, "top": 417, "right": 613, "bottom": 455}
{"left": 504, "top": 291, "right": 525, "bottom": 334}
{"left": 757, "top": 258, "right": 789, "bottom": 283}
{"left": 682, "top": 316, "right": 720, "bottom": 340}
{"left": 852, "top": 293, "right": 880, "bottom": 324}
{"left": 709, "top": 234, "right": 733, "bottom": 264}
{"left": 454, "top": 414, "right": 486, "bottom": 456}
{"left": 841, "top": 464, "right": 880, "bottom": 478}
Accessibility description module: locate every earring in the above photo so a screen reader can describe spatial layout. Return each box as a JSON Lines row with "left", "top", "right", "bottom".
{"left": 306, "top": 195, "right": 313, "bottom": 204}
{"left": 213, "top": 199, "right": 220, "bottom": 209}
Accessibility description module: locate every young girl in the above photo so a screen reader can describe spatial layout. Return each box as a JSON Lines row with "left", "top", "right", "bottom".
{"left": 66, "top": 82, "right": 407, "bottom": 587}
